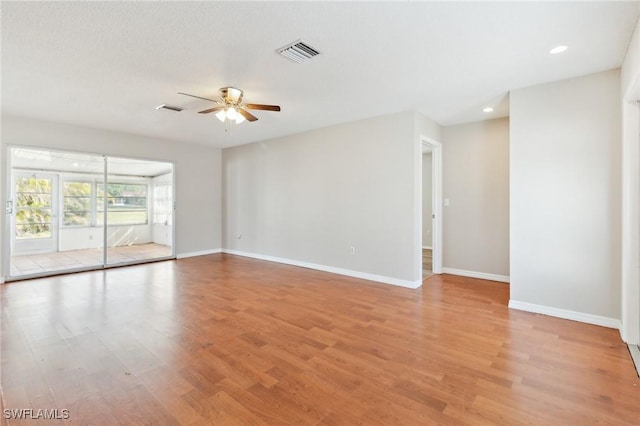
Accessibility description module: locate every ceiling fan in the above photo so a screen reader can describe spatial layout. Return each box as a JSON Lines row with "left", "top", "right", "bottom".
{"left": 178, "top": 87, "right": 280, "bottom": 124}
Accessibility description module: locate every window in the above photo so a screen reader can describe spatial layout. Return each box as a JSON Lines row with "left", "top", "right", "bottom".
{"left": 15, "top": 177, "right": 52, "bottom": 238}
{"left": 63, "top": 181, "right": 92, "bottom": 226}
{"left": 97, "top": 183, "right": 148, "bottom": 225}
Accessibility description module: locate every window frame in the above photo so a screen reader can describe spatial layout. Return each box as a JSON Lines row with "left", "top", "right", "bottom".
{"left": 96, "top": 181, "right": 149, "bottom": 226}
{"left": 61, "top": 180, "right": 94, "bottom": 228}
{"left": 60, "top": 177, "right": 150, "bottom": 228}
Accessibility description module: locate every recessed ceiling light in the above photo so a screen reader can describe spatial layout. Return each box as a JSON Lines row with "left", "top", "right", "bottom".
{"left": 483, "top": 107, "right": 494, "bottom": 113}
{"left": 549, "top": 45, "right": 568, "bottom": 55}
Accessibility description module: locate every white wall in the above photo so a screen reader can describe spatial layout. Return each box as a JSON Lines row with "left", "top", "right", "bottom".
{"left": 510, "top": 69, "right": 622, "bottom": 324}
{"left": 620, "top": 17, "right": 640, "bottom": 344}
{"left": 415, "top": 112, "right": 443, "bottom": 142}
{"left": 1, "top": 114, "right": 222, "bottom": 278}
{"left": 422, "top": 153, "right": 433, "bottom": 247}
{"left": 441, "top": 118, "right": 510, "bottom": 278}
{"left": 223, "top": 111, "right": 440, "bottom": 286}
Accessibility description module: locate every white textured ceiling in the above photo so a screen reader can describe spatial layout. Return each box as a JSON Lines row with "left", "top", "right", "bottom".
{"left": 2, "top": 1, "right": 639, "bottom": 148}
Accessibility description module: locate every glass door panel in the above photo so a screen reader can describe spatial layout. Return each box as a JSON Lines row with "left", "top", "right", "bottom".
{"left": 9, "top": 147, "right": 105, "bottom": 278}
{"left": 59, "top": 172, "right": 104, "bottom": 272}
{"left": 105, "top": 157, "right": 173, "bottom": 266}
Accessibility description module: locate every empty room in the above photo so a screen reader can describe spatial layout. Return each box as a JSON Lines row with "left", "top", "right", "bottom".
{"left": 1, "top": 1, "right": 640, "bottom": 424}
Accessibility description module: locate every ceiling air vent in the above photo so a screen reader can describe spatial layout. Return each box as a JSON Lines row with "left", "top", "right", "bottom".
{"left": 276, "top": 39, "right": 320, "bottom": 63}
{"left": 155, "top": 104, "right": 183, "bottom": 112}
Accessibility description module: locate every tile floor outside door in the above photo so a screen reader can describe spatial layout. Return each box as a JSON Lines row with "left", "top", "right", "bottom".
{"left": 9, "top": 243, "right": 172, "bottom": 277}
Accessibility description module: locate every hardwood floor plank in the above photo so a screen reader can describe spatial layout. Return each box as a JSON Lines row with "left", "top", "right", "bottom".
{"left": 1, "top": 253, "right": 639, "bottom": 425}
{"left": 212, "top": 379, "right": 301, "bottom": 425}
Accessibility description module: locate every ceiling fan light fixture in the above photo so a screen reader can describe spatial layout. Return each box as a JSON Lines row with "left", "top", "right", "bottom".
{"left": 215, "top": 110, "right": 226, "bottom": 122}
{"left": 215, "top": 107, "right": 246, "bottom": 124}
{"left": 188, "top": 86, "right": 279, "bottom": 128}
{"left": 226, "top": 107, "right": 238, "bottom": 120}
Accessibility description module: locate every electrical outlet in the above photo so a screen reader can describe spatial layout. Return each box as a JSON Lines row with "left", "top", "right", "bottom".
{"left": 350, "top": 246, "right": 356, "bottom": 255}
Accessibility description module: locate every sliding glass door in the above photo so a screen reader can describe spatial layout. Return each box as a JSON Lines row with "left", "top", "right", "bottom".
{"left": 58, "top": 152, "right": 105, "bottom": 272}
{"left": 7, "top": 147, "right": 174, "bottom": 280}
{"left": 104, "top": 156, "right": 173, "bottom": 266}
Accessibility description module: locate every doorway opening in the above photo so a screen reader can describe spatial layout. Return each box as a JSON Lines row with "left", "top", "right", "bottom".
{"left": 421, "top": 137, "right": 442, "bottom": 279}
{"left": 4, "top": 147, "right": 175, "bottom": 280}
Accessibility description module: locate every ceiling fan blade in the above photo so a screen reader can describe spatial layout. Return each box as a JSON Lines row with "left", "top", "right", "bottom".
{"left": 198, "top": 106, "right": 226, "bottom": 114}
{"left": 238, "top": 108, "right": 258, "bottom": 122}
{"left": 246, "top": 104, "right": 281, "bottom": 112}
{"left": 177, "top": 92, "right": 219, "bottom": 103}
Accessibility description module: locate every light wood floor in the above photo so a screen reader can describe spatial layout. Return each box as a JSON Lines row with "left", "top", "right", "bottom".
{"left": 423, "top": 248, "right": 433, "bottom": 279}
{"left": 9, "top": 243, "right": 172, "bottom": 277}
{"left": 1, "top": 254, "right": 638, "bottom": 425}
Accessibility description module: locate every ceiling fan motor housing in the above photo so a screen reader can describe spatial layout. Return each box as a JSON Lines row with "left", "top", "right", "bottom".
{"left": 221, "top": 87, "right": 243, "bottom": 105}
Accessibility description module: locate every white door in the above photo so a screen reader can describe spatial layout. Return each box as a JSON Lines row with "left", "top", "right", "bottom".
{"left": 12, "top": 173, "right": 59, "bottom": 255}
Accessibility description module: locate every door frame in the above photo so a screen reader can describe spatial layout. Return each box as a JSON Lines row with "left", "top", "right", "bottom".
{"left": 621, "top": 74, "right": 640, "bottom": 346}
{"left": 420, "top": 136, "right": 443, "bottom": 276}
{"left": 1, "top": 149, "right": 11, "bottom": 282}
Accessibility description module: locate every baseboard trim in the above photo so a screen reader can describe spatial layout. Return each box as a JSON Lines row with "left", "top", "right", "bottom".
{"left": 176, "top": 248, "right": 222, "bottom": 259}
{"left": 508, "top": 300, "right": 621, "bottom": 330}
{"left": 422, "top": 246, "right": 433, "bottom": 250}
{"left": 441, "top": 267, "right": 510, "bottom": 283}
{"left": 0, "top": 276, "right": 4, "bottom": 284}
{"left": 222, "top": 249, "right": 422, "bottom": 289}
